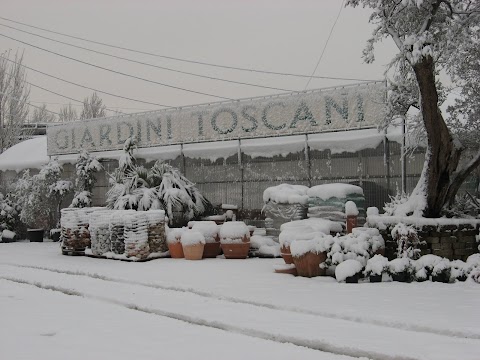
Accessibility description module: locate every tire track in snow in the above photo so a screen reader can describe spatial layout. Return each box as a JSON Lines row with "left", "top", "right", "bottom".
{"left": 2, "top": 262, "right": 479, "bottom": 340}
{"left": 2, "top": 276, "right": 397, "bottom": 360}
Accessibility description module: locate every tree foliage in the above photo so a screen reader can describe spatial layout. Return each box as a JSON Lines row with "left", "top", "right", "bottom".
{"left": 80, "top": 92, "right": 106, "bottom": 119}
{"left": 31, "top": 103, "right": 56, "bottom": 123}
{"left": 70, "top": 150, "right": 102, "bottom": 208}
{"left": 347, "top": 0, "right": 480, "bottom": 217}
{"left": 106, "top": 137, "right": 212, "bottom": 226}
{"left": 58, "top": 103, "right": 78, "bottom": 122}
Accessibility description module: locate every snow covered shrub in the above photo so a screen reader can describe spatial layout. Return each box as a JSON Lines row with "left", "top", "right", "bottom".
{"left": 383, "top": 191, "right": 409, "bottom": 216}
{"left": 365, "top": 254, "right": 389, "bottom": 277}
{"left": 431, "top": 258, "right": 451, "bottom": 283}
{"left": 0, "top": 192, "right": 20, "bottom": 231}
{"left": 388, "top": 257, "right": 413, "bottom": 282}
{"left": 335, "top": 259, "right": 363, "bottom": 283}
{"left": 449, "top": 260, "right": 470, "bottom": 282}
{"left": 391, "top": 223, "right": 424, "bottom": 259}
{"left": 443, "top": 193, "right": 480, "bottom": 218}
{"left": 13, "top": 159, "right": 72, "bottom": 230}
{"left": 413, "top": 255, "right": 443, "bottom": 281}
{"left": 106, "top": 137, "right": 212, "bottom": 226}
{"left": 70, "top": 150, "right": 102, "bottom": 208}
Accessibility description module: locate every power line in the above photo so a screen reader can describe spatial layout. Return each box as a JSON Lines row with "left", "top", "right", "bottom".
{"left": 0, "top": 90, "right": 60, "bottom": 116}
{"left": 0, "top": 15, "right": 378, "bottom": 82}
{"left": 0, "top": 22, "right": 295, "bottom": 93}
{"left": 1, "top": 55, "right": 170, "bottom": 108}
{"left": 0, "top": 33, "right": 234, "bottom": 101}
{"left": 304, "top": 0, "right": 345, "bottom": 90}
{"left": 28, "top": 100, "right": 153, "bottom": 111}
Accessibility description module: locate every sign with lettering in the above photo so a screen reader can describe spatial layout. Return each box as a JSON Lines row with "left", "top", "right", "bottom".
{"left": 47, "top": 81, "right": 386, "bottom": 156}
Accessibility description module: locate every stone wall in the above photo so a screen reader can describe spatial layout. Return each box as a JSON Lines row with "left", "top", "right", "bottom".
{"left": 378, "top": 224, "right": 479, "bottom": 261}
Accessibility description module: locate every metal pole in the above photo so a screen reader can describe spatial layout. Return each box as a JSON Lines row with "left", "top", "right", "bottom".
{"left": 401, "top": 116, "right": 407, "bottom": 194}
{"left": 238, "top": 139, "right": 244, "bottom": 210}
{"left": 305, "top": 134, "right": 312, "bottom": 187}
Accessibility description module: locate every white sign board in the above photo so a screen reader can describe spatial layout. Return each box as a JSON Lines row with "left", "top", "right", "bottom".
{"left": 47, "top": 81, "right": 386, "bottom": 156}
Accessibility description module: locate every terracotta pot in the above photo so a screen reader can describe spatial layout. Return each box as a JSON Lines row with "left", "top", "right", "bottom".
{"left": 221, "top": 242, "right": 250, "bottom": 259}
{"left": 292, "top": 251, "right": 327, "bottom": 278}
{"left": 168, "top": 242, "right": 184, "bottom": 258}
{"left": 203, "top": 242, "right": 221, "bottom": 258}
{"left": 280, "top": 245, "right": 293, "bottom": 264}
{"left": 274, "top": 264, "right": 297, "bottom": 276}
{"left": 183, "top": 243, "right": 205, "bottom": 260}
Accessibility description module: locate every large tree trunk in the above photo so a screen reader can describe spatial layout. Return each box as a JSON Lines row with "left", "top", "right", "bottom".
{"left": 412, "top": 56, "right": 463, "bottom": 217}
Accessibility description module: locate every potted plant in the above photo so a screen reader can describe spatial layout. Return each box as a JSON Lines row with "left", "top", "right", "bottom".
{"left": 278, "top": 227, "right": 316, "bottom": 264}
{"left": 450, "top": 260, "right": 470, "bottom": 282}
{"left": 335, "top": 259, "right": 364, "bottom": 283}
{"left": 167, "top": 228, "right": 185, "bottom": 258}
{"left": 192, "top": 221, "right": 221, "bottom": 258}
{"left": 431, "top": 258, "right": 451, "bottom": 283}
{"left": 181, "top": 229, "right": 205, "bottom": 260}
{"left": 388, "top": 257, "right": 412, "bottom": 282}
{"left": 219, "top": 221, "right": 250, "bottom": 259}
{"left": 414, "top": 254, "right": 443, "bottom": 281}
{"left": 290, "top": 235, "right": 332, "bottom": 278}
{"left": 364, "top": 254, "right": 388, "bottom": 283}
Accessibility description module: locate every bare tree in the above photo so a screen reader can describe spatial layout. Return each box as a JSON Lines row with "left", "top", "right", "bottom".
{"left": 0, "top": 51, "right": 30, "bottom": 153}
{"left": 31, "top": 103, "right": 56, "bottom": 123}
{"left": 58, "top": 103, "right": 78, "bottom": 122}
{"left": 80, "top": 92, "right": 106, "bottom": 119}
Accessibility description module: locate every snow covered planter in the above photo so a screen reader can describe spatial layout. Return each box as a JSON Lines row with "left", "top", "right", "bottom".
{"left": 290, "top": 236, "right": 332, "bottom": 278}
{"left": 335, "top": 259, "right": 364, "bottom": 283}
{"left": 181, "top": 230, "right": 206, "bottom": 260}
{"left": 388, "top": 258, "right": 412, "bottom": 282}
{"left": 123, "top": 212, "right": 150, "bottom": 260}
{"left": 262, "top": 184, "right": 309, "bottom": 238}
{"left": 192, "top": 221, "right": 220, "bottom": 258}
{"left": 219, "top": 221, "right": 250, "bottom": 259}
{"left": 365, "top": 254, "right": 389, "bottom": 283}
{"left": 345, "top": 201, "right": 359, "bottom": 233}
{"left": 60, "top": 207, "right": 98, "bottom": 254}
{"left": 306, "top": 183, "right": 365, "bottom": 228}
{"left": 167, "top": 228, "right": 185, "bottom": 258}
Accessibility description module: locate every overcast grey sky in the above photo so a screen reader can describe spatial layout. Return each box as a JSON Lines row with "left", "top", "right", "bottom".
{"left": 0, "top": 0, "right": 397, "bottom": 116}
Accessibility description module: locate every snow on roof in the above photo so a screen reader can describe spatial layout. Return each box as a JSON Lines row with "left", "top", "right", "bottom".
{"left": 0, "top": 136, "right": 49, "bottom": 172}
{"left": 307, "top": 183, "right": 364, "bottom": 200}
{"left": 308, "top": 128, "right": 384, "bottom": 154}
{"left": 241, "top": 135, "right": 305, "bottom": 158}
{"left": 183, "top": 141, "right": 238, "bottom": 162}
{"left": 263, "top": 183, "right": 309, "bottom": 204}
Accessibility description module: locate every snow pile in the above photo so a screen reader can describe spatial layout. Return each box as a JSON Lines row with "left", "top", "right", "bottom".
{"left": 365, "top": 255, "right": 389, "bottom": 276}
{"left": 388, "top": 257, "right": 412, "bottom": 274}
{"left": 250, "top": 234, "right": 282, "bottom": 258}
{"left": 345, "top": 201, "right": 359, "bottom": 216}
{"left": 263, "top": 184, "right": 309, "bottom": 205}
{"left": 290, "top": 235, "right": 334, "bottom": 257}
{"left": 181, "top": 230, "right": 206, "bottom": 246}
{"left": 366, "top": 207, "right": 379, "bottom": 217}
{"left": 166, "top": 227, "right": 185, "bottom": 244}
{"left": 279, "top": 227, "right": 317, "bottom": 248}
{"left": 192, "top": 221, "right": 219, "bottom": 243}
{"left": 307, "top": 183, "right": 363, "bottom": 200}
{"left": 219, "top": 221, "right": 250, "bottom": 244}
{"left": 335, "top": 259, "right": 363, "bottom": 282}
{"left": 279, "top": 218, "right": 343, "bottom": 234}
{"left": 1, "top": 229, "right": 15, "bottom": 241}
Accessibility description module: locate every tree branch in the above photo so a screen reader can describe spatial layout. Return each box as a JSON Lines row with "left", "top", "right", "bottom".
{"left": 447, "top": 148, "right": 480, "bottom": 204}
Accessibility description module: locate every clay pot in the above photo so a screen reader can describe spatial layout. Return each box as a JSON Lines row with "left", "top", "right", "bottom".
{"left": 168, "top": 242, "right": 184, "bottom": 258}
{"left": 203, "top": 242, "right": 221, "bottom": 258}
{"left": 369, "top": 274, "right": 382, "bottom": 283}
{"left": 221, "top": 242, "right": 250, "bottom": 259}
{"left": 292, "top": 251, "right": 327, "bottom": 278}
{"left": 183, "top": 243, "right": 205, "bottom": 260}
{"left": 346, "top": 273, "right": 360, "bottom": 283}
{"left": 280, "top": 245, "right": 293, "bottom": 264}
{"left": 274, "top": 264, "right": 297, "bottom": 276}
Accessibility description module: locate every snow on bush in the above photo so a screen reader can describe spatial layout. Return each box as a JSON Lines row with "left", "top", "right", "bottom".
{"left": 1, "top": 229, "right": 15, "bottom": 240}
{"left": 431, "top": 258, "right": 451, "bottom": 278}
{"left": 290, "top": 235, "right": 334, "bottom": 257}
{"left": 166, "top": 227, "right": 185, "bottom": 244}
{"left": 366, "top": 207, "right": 379, "bottom": 217}
{"left": 181, "top": 229, "right": 206, "bottom": 246}
{"left": 107, "top": 137, "right": 211, "bottom": 226}
{"left": 388, "top": 257, "right": 412, "bottom": 275}
{"left": 219, "top": 221, "right": 250, "bottom": 244}
{"left": 391, "top": 222, "right": 423, "bottom": 259}
{"left": 306, "top": 183, "right": 363, "bottom": 200}
{"left": 414, "top": 254, "right": 443, "bottom": 276}
{"left": 70, "top": 151, "right": 102, "bottom": 208}
{"left": 0, "top": 192, "right": 20, "bottom": 231}
{"left": 192, "top": 221, "right": 219, "bottom": 243}
{"left": 345, "top": 201, "right": 359, "bottom": 216}
{"left": 466, "top": 254, "right": 480, "bottom": 269}
{"left": 263, "top": 184, "right": 309, "bottom": 205}
{"left": 449, "top": 260, "right": 469, "bottom": 281}
{"left": 365, "top": 254, "right": 389, "bottom": 276}
{"left": 335, "top": 259, "right": 363, "bottom": 282}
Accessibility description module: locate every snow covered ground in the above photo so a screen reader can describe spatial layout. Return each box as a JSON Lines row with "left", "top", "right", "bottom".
{"left": 1, "top": 241, "right": 480, "bottom": 360}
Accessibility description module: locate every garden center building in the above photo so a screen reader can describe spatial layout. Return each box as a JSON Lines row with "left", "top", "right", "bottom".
{"left": 0, "top": 81, "right": 433, "bottom": 213}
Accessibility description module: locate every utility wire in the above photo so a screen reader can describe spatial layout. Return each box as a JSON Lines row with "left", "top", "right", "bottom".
{"left": 0, "top": 33, "right": 233, "bottom": 100}
{"left": 28, "top": 100, "right": 153, "bottom": 111}
{"left": 0, "top": 90, "right": 60, "bottom": 115}
{"left": 304, "top": 0, "right": 345, "bottom": 90}
{"left": 0, "top": 15, "right": 377, "bottom": 82}
{"left": 0, "top": 22, "right": 295, "bottom": 92}
{"left": 1, "top": 55, "right": 171, "bottom": 107}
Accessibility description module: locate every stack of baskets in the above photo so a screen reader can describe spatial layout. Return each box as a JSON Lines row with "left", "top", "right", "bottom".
{"left": 60, "top": 207, "right": 101, "bottom": 254}
{"left": 145, "top": 210, "right": 168, "bottom": 253}
{"left": 89, "top": 210, "right": 113, "bottom": 256}
{"left": 124, "top": 212, "right": 150, "bottom": 260}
